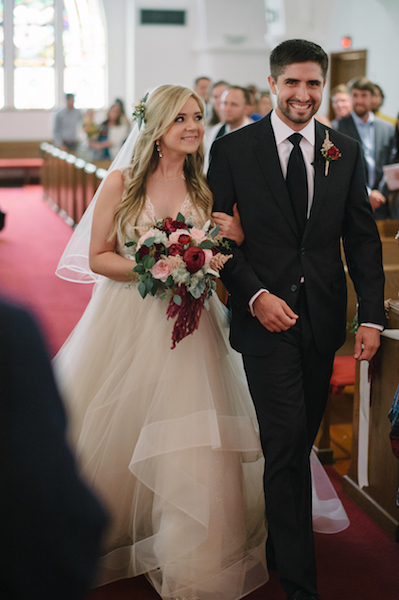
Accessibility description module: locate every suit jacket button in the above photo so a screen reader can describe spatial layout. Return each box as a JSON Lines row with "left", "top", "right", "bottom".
{"left": 291, "top": 284, "right": 298, "bottom": 292}
{"left": 300, "top": 247, "right": 306, "bottom": 255}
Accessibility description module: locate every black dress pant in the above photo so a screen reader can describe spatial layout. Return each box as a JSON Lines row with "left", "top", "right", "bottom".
{"left": 243, "top": 288, "right": 334, "bottom": 596}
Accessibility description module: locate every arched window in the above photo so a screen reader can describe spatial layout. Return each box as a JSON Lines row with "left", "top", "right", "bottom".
{"left": 0, "top": 0, "right": 106, "bottom": 110}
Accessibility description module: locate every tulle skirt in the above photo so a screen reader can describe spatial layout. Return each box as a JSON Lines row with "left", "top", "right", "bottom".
{"left": 54, "top": 277, "right": 348, "bottom": 599}
{"left": 54, "top": 278, "right": 269, "bottom": 600}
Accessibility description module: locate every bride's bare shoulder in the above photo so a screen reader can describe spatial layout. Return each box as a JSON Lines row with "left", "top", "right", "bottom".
{"left": 102, "top": 169, "right": 125, "bottom": 192}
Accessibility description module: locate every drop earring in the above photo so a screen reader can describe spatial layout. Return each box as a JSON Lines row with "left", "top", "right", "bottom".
{"left": 156, "top": 139, "right": 163, "bottom": 158}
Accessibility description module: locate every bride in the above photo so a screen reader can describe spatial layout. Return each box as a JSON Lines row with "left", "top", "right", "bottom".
{"left": 54, "top": 85, "right": 268, "bottom": 600}
{"left": 54, "top": 84, "right": 348, "bottom": 600}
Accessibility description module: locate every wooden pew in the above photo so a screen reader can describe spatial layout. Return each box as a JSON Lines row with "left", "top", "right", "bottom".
{"left": 344, "top": 301, "right": 399, "bottom": 541}
{"left": 40, "top": 144, "right": 109, "bottom": 226}
{"left": 0, "top": 141, "right": 46, "bottom": 185}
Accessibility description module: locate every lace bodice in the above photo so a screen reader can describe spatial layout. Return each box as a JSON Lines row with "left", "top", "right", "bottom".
{"left": 116, "top": 193, "right": 207, "bottom": 259}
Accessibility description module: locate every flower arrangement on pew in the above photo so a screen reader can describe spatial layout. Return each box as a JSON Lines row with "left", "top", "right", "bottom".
{"left": 126, "top": 213, "right": 231, "bottom": 348}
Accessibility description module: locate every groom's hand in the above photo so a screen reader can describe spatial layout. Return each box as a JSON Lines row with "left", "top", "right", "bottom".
{"left": 253, "top": 292, "right": 298, "bottom": 332}
{"left": 354, "top": 326, "right": 381, "bottom": 361}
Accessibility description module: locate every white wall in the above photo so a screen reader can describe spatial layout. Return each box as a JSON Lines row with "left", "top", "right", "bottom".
{"left": 0, "top": 0, "right": 398, "bottom": 141}
{"left": 324, "top": 0, "right": 399, "bottom": 118}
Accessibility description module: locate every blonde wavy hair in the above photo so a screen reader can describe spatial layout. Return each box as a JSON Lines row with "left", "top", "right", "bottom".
{"left": 110, "top": 85, "right": 213, "bottom": 239}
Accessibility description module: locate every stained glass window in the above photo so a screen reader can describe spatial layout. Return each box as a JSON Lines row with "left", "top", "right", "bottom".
{"left": 13, "top": 0, "right": 55, "bottom": 108}
{"left": 0, "top": 2, "right": 4, "bottom": 109}
{"left": 1, "top": 0, "right": 106, "bottom": 110}
{"left": 62, "top": 0, "right": 106, "bottom": 109}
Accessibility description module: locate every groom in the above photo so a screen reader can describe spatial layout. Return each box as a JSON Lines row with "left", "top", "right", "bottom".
{"left": 208, "top": 39, "right": 385, "bottom": 600}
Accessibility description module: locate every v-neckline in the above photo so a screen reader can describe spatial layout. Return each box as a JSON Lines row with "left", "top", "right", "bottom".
{"left": 146, "top": 193, "right": 191, "bottom": 222}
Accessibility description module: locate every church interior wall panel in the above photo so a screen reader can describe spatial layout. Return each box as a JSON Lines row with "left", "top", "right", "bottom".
{"left": 1, "top": 0, "right": 398, "bottom": 141}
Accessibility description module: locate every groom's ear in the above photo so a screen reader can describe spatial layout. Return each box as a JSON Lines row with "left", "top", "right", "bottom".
{"left": 268, "top": 75, "right": 277, "bottom": 96}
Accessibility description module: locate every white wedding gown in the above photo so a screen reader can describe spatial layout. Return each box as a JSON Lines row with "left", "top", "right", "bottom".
{"left": 54, "top": 192, "right": 348, "bottom": 600}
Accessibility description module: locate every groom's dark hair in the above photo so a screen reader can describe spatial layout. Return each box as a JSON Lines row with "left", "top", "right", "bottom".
{"left": 270, "top": 39, "right": 328, "bottom": 81}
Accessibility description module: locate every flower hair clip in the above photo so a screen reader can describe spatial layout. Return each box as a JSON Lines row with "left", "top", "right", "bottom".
{"left": 132, "top": 92, "right": 149, "bottom": 130}
{"left": 320, "top": 130, "right": 341, "bottom": 176}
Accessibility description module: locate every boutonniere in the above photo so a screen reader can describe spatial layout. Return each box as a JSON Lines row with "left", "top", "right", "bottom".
{"left": 320, "top": 130, "right": 341, "bottom": 176}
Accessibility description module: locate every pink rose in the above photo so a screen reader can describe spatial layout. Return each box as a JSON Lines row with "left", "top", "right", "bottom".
{"left": 137, "top": 228, "right": 158, "bottom": 250}
{"left": 203, "top": 249, "right": 213, "bottom": 264}
{"left": 183, "top": 246, "right": 205, "bottom": 274}
{"left": 189, "top": 227, "right": 206, "bottom": 244}
{"left": 151, "top": 259, "right": 172, "bottom": 282}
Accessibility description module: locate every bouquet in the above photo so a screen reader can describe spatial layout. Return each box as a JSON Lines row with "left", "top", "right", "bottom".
{"left": 126, "top": 213, "right": 231, "bottom": 348}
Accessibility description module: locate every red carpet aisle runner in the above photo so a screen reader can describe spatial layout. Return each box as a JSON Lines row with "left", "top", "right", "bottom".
{"left": 88, "top": 467, "right": 399, "bottom": 600}
{"left": 1, "top": 187, "right": 399, "bottom": 600}
{"left": 0, "top": 186, "right": 93, "bottom": 355}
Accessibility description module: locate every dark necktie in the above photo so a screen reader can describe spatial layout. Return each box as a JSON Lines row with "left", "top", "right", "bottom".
{"left": 286, "top": 133, "right": 308, "bottom": 236}
{"left": 215, "top": 124, "right": 226, "bottom": 139}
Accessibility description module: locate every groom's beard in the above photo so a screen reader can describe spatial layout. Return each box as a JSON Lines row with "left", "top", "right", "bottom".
{"left": 277, "top": 98, "right": 319, "bottom": 125}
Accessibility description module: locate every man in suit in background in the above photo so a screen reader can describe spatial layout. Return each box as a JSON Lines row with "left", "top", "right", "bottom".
{"left": 208, "top": 39, "right": 385, "bottom": 600}
{"left": 0, "top": 297, "right": 107, "bottom": 600}
{"left": 332, "top": 77, "right": 396, "bottom": 219}
{"left": 204, "top": 86, "right": 253, "bottom": 171}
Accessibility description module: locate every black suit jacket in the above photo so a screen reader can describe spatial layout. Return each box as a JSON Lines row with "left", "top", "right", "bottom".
{"left": 0, "top": 298, "right": 107, "bottom": 600}
{"left": 334, "top": 113, "right": 396, "bottom": 190}
{"left": 208, "top": 114, "right": 385, "bottom": 356}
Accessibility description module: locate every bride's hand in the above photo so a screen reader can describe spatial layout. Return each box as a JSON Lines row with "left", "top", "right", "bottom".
{"left": 212, "top": 203, "right": 245, "bottom": 246}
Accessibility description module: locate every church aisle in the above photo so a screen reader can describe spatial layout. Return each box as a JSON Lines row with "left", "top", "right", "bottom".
{"left": 1, "top": 185, "right": 398, "bottom": 600}
{"left": 0, "top": 185, "right": 93, "bottom": 355}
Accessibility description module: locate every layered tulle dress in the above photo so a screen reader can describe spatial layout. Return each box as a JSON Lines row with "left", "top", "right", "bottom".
{"left": 54, "top": 191, "right": 348, "bottom": 600}
{"left": 54, "top": 194, "right": 269, "bottom": 600}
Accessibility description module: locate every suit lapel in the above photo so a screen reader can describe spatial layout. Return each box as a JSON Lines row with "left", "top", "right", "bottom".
{"left": 253, "top": 114, "right": 300, "bottom": 238}
{"left": 304, "top": 121, "right": 331, "bottom": 239}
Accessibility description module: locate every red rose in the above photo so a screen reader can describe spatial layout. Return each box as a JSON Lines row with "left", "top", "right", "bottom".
{"left": 162, "top": 218, "right": 177, "bottom": 233}
{"left": 168, "top": 243, "right": 183, "bottom": 256}
{"left": 153, "top": 243, "right": 164, "bottom": 262}
{"left": 172, "top": 220, "right": 188, "bottom": 230}
{"left": 138, "top": 245, "right": 150, "bottom": 260}
{"left": 178, "top": 233, "right": 191, "bottom": 245}
{"left": 327, "top": 146, "right": 340, "bottom": 160}
{"left": 183, "top": 246, "right": 205, "bottom": 274}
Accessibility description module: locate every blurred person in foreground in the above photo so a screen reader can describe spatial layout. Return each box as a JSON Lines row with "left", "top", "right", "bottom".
{"left": 0, "top": 296, "right": 107, "bottom": 600}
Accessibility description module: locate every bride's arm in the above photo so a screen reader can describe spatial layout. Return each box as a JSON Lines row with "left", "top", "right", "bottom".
{"left": 89, "top": 170, "right": 137, "bottom": 281}
{"left": 212, "top": 203, "right": 245, "bottom": 246}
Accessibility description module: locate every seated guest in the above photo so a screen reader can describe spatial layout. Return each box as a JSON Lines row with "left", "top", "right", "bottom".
{"left": 89, "top": 102, "right": 130, "bottom": 161}
{"left": 371, "top": 83, "right": 397, "bottom": 126}
{"left": 53, "top": 93, "right": 82, "bottom": 152}
{"left": 335, "top": 77, "right": 396, "bottom": 219}
{"left": 330, "top": 83, "right": 352, "bottom": 128}
{"left": 0, "top": 297, "right": 107, "bottom": 600}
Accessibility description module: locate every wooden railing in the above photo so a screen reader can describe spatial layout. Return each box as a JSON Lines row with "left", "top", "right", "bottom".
{"left": 40, "top": 143, "right": 111, "bottom": 225}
